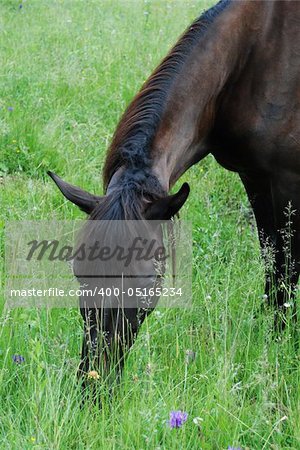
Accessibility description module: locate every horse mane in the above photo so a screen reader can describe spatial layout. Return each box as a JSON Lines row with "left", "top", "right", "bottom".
{"left": 96, "top": 0, "right": 231, "bottom": 220}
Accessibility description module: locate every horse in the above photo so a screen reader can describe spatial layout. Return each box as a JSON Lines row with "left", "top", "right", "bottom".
{"left": 48, "top": 0, "right": 300, "bottom": 389}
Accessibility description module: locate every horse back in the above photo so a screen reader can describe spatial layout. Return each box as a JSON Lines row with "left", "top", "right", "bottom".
{"left": 211, "top": 0, "right": 300, "bottom": 175}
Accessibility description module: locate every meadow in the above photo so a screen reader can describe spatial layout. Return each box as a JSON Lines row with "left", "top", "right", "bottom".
{"left": 0, "top": 1, "right": 299, "bottom": 448}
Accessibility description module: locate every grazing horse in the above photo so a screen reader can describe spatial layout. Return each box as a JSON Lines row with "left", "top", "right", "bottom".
{"left": 49, "top": 0, "right": 300, "bottom": 386}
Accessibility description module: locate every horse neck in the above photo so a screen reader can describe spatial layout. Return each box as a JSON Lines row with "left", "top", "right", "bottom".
{"left": 151, "top": 0, "right": 264, "bottom": 191}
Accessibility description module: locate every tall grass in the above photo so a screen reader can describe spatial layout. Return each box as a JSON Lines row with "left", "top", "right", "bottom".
{"left": 0, "top": 1, "right": 299, "bottom": 449}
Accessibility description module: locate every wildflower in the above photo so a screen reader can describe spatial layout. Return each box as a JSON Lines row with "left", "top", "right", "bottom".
{"left": 168, "top": 410, "right": 188, "bottom": 429}
{"left": 185, "top": 349, "right": 196, "bottom": 364}
{"left": 283, "top": 302, "right": 291, "bottom": 308}
{"left": 30, "top": 437, "right": 36, "bottom": 443}
{"left": 228, "top": 447, "right": 242, "bottom": 450}
{"left": 145, "top": 362, "right": 155, "bottom": 375}
{"left": 87, "top": 370, "right": 100, "bottom": 380}
{"left": 19, "top": 4, "right": 23, "bottom": 9}
{"left": 193, "top": 416, "right": 203, "bottom": 426}
{"left": 7, "top": 106, "right": 14, "bottom": 111}
{"left": 12, "top": 354, "right": 25, "bottom": 364}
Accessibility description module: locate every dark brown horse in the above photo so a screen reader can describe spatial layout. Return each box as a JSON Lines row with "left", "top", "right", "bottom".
{"left": 49, "top": 0, "right": 300, "bottom": 386}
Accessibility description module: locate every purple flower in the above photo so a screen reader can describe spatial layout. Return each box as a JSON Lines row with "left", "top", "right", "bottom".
{"left": 168, "top": 410, "right": 188, "bottom": 429}
{"left": 7, "top": 106, "right": 14, "bottom": 112}
{"left": 228, "top": 447, "right": 242, "bottom": 450}
{"left": 12, "top": 354, "right": 25, "bottom": 364}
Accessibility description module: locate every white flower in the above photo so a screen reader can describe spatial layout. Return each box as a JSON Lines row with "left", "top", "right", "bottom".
{"left": 193, "top": 417, "right": 203, "bottom": 426}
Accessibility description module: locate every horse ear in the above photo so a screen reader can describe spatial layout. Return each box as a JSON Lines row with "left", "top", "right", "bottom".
{"left": 47, "top": 171, "right": 102, "bottom": 214}
{"left": 145, "top": 183, "right": 190, "bottom": 220}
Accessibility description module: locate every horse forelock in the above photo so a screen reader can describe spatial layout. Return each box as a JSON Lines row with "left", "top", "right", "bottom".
{"left": 91, "top": 168, "right": 166, "bottom": 220}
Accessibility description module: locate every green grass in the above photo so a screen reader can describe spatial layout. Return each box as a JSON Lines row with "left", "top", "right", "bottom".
{"left": 0, "top": 1, "right": 299, "bottom": 449}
